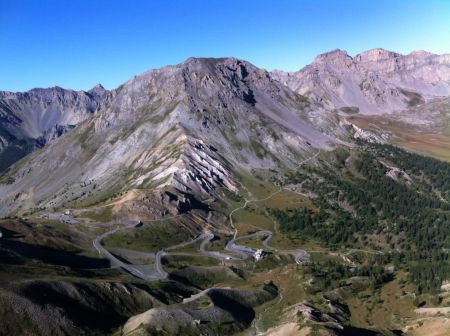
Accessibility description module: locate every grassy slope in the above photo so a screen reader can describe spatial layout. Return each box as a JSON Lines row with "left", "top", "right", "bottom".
{"left": 222, "top": 143, "right": 450, "bottom": 334}
{"left": 102, "top": 220, "right": 192, "bottom": 253}
{"left": 4, "top": 137, "right": 450, "bottom": 334}
{"left": 349, "top": 114, "right": 450, "bottom": 162}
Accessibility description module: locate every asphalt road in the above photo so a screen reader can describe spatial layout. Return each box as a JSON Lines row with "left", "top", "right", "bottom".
{"left": 92, "top": 217, "right": 184, "bottom": 281}
{"left": 88, "top": 151, "right": 319, "bottom": 281}
{"left": 197, "top": 233, "right": 234, "bottom": 260}
{"left": 92, "top": 220, "right": 160, "bottom": 280}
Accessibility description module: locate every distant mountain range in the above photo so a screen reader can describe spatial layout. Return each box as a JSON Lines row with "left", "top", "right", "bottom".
{"left": 272, "top": 48, "right": 450, "bottom": 113}
{"left": 0, "top": 84, "right": 110, "bottom": 171}
{"left": 0, "top": 48, "right": 449, "bottom": 216}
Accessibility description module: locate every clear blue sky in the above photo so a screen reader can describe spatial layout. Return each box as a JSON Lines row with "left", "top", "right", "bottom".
{"left": 1, "top": 0, "right": 450, "bottom": 92}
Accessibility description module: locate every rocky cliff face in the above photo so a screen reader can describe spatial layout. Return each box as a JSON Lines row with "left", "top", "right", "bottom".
{"left": 0, "top": 57, "right": 343, "bottom": 216}
{"left": 272, "top": 48, "right": 450, "bottom": 114}
{"left": 0, "top": 85, "right": 111, "bottom": 172}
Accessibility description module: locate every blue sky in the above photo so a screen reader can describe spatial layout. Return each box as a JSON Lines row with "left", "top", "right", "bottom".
{"left": 1, "top": 0, "right": 450, "bottom": 92}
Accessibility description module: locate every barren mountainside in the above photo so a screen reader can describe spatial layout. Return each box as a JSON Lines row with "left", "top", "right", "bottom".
{"left": 0, "top": 85, "right": 110, "bottom": 171}
{"left": 1, "top": 49, "right": 450, "bottom": 217}
{"left": 0, "top": 57, "right": 345, "bottom": 216}
{"left": 272, "top": 48, "right": 450, "bottom": 114}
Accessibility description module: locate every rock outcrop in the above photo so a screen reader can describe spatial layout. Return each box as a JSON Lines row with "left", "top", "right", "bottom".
{"left": 0, "top": 57, "right": 338, "bottom": 216}
{"left": 0, "top": 85, "right": 111, "bottom": 172}
{"left": 272, "top": 48, "right": 450, "bottom": 114}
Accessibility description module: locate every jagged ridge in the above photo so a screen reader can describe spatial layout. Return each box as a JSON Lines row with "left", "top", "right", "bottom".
{"left": 272, "top": 48, "right": 450, "bottom": 114}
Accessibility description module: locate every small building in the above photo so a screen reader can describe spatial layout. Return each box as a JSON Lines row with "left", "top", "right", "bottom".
{"left": 254, "top": 249, "right": 266, "bottom": 262}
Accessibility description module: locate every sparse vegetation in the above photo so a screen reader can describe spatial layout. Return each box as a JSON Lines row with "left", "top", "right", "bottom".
{"left": 103, "top": 220, "right": 192, "bottom": 253}
{"left": 276, "top": 143, "right": 450, "bottom": 295}
{"left": 400, "top": 89, "right": 424, "bottom": 107}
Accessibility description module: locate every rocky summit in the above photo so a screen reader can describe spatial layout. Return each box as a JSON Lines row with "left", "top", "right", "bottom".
{"left": 272, "top": 48, "right": 450, "bottom": 114}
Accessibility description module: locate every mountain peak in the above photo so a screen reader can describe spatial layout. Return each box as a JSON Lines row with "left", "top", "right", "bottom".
{"left": 355, "top": 48, "right": 400, "bottom": 62}
{"left": 90, "top": 83, "right": 105, "bottom": 90}
{"left": 174, "top": 57, "right": 261, "bottom": 83}
{"left": 271, "top": 47, "right": 450, "bottom": 115}
{"left": 313, "top": 49, "right": 350, "bottom": 63}
{"left": 408, "top": 50, "right": 435, "bottom": 58}
{"left": 88, "top": 83, "right": 106, "bottom": 94}
{"left": 182, "top": 56, "right": 230, "bottom": 64}
{"left": 180, "top": 56, "right": 256, "bottom": 70}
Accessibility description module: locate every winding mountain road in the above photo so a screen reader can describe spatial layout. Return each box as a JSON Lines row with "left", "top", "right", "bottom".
{"left": 91, "top": 151, "right": 320, "bottom": 281}
{"left": 92, "top": 220, "right": 155, "bottom": 280}
{"left": 93, "top": 216, "right": 183, "bottom": 281}
{"left": 225, "top": 151, "right": 321, "bottom": 262}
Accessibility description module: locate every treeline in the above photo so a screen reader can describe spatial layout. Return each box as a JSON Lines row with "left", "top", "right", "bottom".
{"left": 276, "top": 143, "right": 450, "bottom": 293}
{"left": 270, "top": 205, "right": 365, "bottom": 245}
{"left": 269, "top": 208, "right": 313, "bottom": 232}
{"left": 307, "top": 258, "right": 393, "bottom": 293}
{"left": 370, "top": 143, "right": 450, "bottom": 201}
{"left": 408, "top": 261, "right": 450, "bottom": 294}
